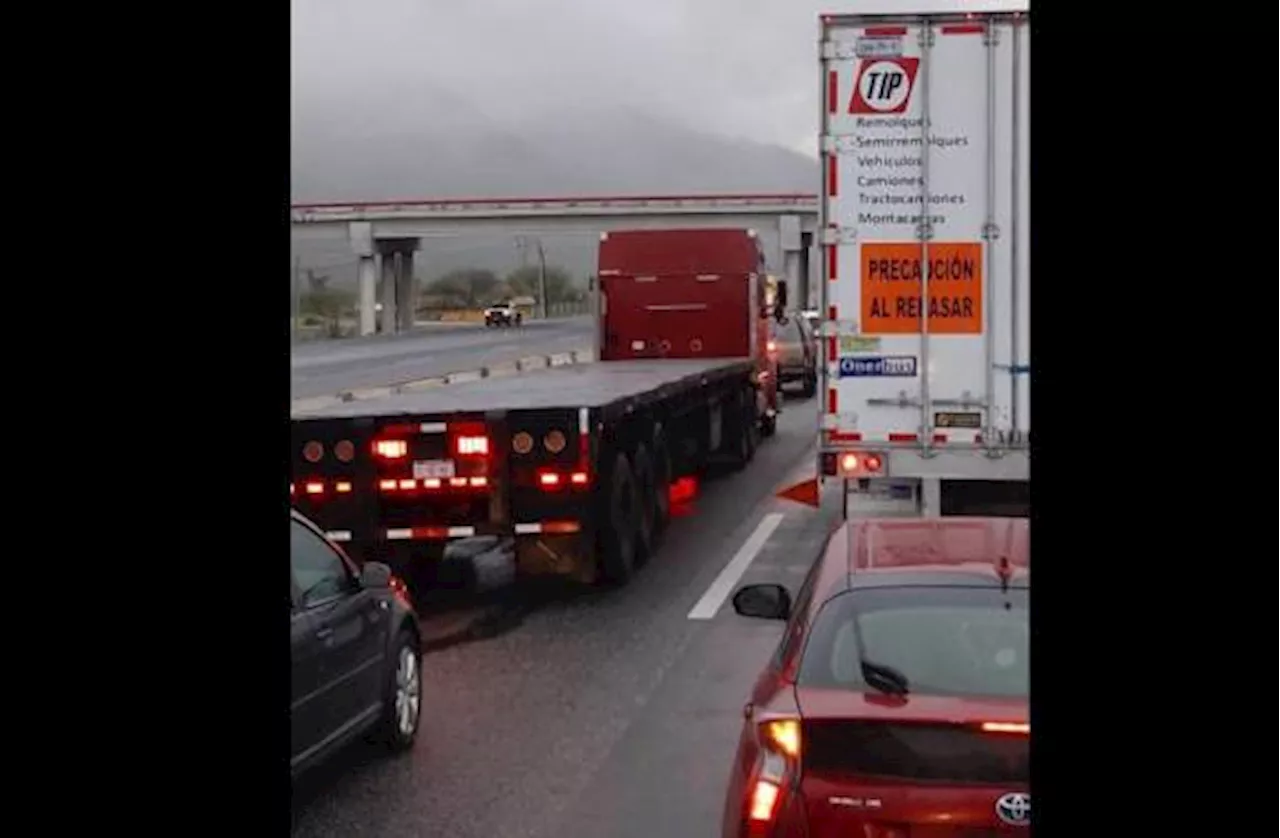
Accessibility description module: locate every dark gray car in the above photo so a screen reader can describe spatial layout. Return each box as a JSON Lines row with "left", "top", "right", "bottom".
{"left": 290, "top": 509, "right": 423, "bottom": 776}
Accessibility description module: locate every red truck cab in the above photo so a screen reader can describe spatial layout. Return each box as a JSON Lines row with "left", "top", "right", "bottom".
{"left": 597, "top": 228, "right": 779, "bottom": 433}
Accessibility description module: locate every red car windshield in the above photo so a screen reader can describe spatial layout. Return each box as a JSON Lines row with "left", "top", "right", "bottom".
{"left": 799, "top": 585, "right": 1029, "bottom": 699}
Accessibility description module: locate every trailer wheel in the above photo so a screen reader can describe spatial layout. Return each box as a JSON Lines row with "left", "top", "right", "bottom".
{"left": 600, "top": 453, "right": 640, "bottom": 585}
{"left": 631, "top": 445, "right": 658, "bottom": 563}
{"left": 650, "top": 426, "right": 672, "bottom": 534}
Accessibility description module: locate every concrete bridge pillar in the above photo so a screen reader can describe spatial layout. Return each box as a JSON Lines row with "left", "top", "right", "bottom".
{"left": 778, "top": 214, "right": 803, "bottom": 311}
{"left": 349, "top": 222, "right": 378, "bottom": 337}
{"left": 376, "top": 237, "right": 420, "bottom": 335}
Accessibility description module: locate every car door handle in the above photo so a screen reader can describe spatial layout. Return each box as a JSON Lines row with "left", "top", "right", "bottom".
{"left": 314, "top": 626, "right": 334, "bottom": 642}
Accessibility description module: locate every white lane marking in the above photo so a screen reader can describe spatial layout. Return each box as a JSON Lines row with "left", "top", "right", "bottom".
{"left": 687, "top": 512, "right": 785, "bottom": 620}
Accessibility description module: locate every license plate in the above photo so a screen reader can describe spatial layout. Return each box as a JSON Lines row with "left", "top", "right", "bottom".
{"left": 412, "top": 459, "right": 455, "bottom": 479}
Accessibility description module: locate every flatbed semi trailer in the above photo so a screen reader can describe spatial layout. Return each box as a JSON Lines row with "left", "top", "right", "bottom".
{"left": 292, "top": 356, "right": 768, "bottom": 590}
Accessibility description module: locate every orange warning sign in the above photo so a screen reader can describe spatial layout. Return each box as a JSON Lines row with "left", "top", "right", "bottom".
{"left": 860, "top": 242, "right": 983, "bottom": 335}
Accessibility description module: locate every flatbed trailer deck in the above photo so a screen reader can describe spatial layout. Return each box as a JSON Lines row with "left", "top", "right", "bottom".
{"left": 292, "top": 356, "right": 770, "bottom": 590}
{"left": 293, "top": 358, "right": 756, "bottom": 420}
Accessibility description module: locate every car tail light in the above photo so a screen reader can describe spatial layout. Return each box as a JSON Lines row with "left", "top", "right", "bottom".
{"left": 423, "top": 478, "right": 442, "bottom": 489}
{"left": 539, "top": 471, "right": 561, "bottom": 488}
{"left": 335, "top": 481, "right": 352, "bottom": 493}
{"left": 375, "top": 439, "right": 407, "bottom": 459}
{"left": 744, "top": 717, "right": 801, "bottom": 836}
{"left": 449, "top": 477, "right": 468, "bottom": 488}
{"left": 469, "top": 476, "right": 488, "bottom": 487}
{"left": 570, "top": 471, "right": 588, "bottom": 485}
{"left": 379, "top": 479, "right": 397, "bottom": 491}
{"left": 398, "top": 479, "right": 416, "bottom": 490}
{"left": 766, "top": 339, "right": 777, "bottom": 353}
{"left": 304, "top": 481, "right": 324, "bottom": 495}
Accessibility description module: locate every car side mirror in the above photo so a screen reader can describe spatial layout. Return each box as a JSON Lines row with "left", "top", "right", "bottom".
{"left": 360, "top": 561, "right": 393, "bottom": 589}
{"left": 732, "top": 583, "right": 792, "bottom": 620}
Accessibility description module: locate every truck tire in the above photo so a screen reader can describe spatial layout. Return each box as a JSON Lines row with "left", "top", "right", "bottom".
{"left": 801, "top": 368, "right": 817, "bottom": 398}
{"left": 599, "top": 453, "right": 640, "bottom": 585}
{"left": 760, "top": 408, "right": 778, "bottom": 438}
{"left": 650, "top": 426, "right": 672, "bottom": 534}
{"left": 726, "top": 390, "right": 756, "bottom": 470}
{"left": 631, "top": 444, "right": 658, "bottom": 562}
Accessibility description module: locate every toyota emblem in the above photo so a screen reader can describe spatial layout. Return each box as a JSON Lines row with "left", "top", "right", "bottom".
{"left": 995, "top": 792, "right": 1030, "bottom": 826}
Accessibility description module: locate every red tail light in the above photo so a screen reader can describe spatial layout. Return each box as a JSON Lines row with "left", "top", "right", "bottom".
{"left": 335, "top": 481, "right": 352, "bottom": 493}
{"left": 304, "top": 481, "right": 324, "bottom": 495}
{"left": 743, "top": 717, "right": 801, "bottom": 836}
{"left": 570, "top": 471, "right": 588, "bottom": 485}
{"left": 834, "top": 450, "right": 886, "bottom": 477}
{"left": 375, "top": 439, "right": 407, "bottom": 459}
{"left": 766, "top": 339, "right": 777, "bottom": 353}
{"left": 539, "top": 472, "right": 561, "bottom": 488}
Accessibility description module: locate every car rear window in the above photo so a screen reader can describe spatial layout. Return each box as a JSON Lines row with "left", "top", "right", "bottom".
{"left": 799, "top": 586, "right": 1028, "bottom": 698}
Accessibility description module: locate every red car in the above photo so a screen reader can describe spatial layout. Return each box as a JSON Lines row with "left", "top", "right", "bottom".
{"left": 722, "top": 516, "right": 1029, "bottom": 837}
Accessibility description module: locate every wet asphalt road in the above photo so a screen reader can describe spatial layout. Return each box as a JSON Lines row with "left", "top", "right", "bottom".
{"left": 291, "top": 317, "right": 595, "bottom": 400}
{"left": 290, "top": 391, "right": 843, "bottom": 838}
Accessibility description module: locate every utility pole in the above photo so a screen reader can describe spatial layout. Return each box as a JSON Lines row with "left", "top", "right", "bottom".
{"left": 535, "top": 238, "right": 547, "bottom": 320}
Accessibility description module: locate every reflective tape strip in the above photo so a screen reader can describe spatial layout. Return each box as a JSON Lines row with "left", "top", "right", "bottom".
{"left": 515, "top": 523, "right": 542, "bottom": 534}
{"left": 326, "top": 531, "right": 352, "bottom": 542}
{"left": 386, "top": 528, "right": 413, "bottom": 540}
{"left": 447, "top": 526, "right": 476, "bottom": 537}
{"left": 420, "top": 422, "right": 447, "bottom": 433}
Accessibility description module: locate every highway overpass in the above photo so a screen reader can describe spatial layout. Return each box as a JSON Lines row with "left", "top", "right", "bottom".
{"left": 291, "top": 193, "right": 822, "bottom": 336}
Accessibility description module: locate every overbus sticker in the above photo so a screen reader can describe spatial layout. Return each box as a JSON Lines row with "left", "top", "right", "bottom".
{"left": 838, "top": 356, "right": 918, "bottom": 377}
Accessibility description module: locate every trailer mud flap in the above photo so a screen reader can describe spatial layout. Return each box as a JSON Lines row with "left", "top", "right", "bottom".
{"left": 516, "top": 532, "right": 595, "bottom": 584}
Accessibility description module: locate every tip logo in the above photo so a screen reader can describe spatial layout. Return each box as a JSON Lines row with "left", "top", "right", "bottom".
{"left": 850, "top": 57, "right": 919, "bottom": 115}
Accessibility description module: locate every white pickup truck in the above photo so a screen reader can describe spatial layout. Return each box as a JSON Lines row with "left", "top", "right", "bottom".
{"left": 483, "top": 302, "right": 523, "bottom": 328}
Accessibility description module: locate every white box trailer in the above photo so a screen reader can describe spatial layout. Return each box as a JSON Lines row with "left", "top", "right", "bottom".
{"left": 816, "top": 0, "right": 1029, "bottom": 516}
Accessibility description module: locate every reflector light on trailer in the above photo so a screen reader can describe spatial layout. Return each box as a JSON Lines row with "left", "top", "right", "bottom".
{"left": 336, "top": 481, "right": 352, "bottom": 493}
{"left": 539, "top": 472, "right": 561, "bottom": 487}
{"left": 449, "top": 477, "right": 467, "bottom": 487}
{"left": 379, "top": 479, "right": 397, "bottom": 491}
{"left": 469, "top": 476, "right": 488, "bottom": 487}
{"left": 334, "top": 440, "right": 355, "bottom": 462}
{"left": 981, "top": 722, "right": 1029, "bottom": 734}
{"left": 386, "top": 526, "right": 476, "bottom": 540}
{"left": 424, "top": 478, "right": 442, "bottom": 489}
{"left": 570, "top": 471, "right": 588, "bottom": 485}
{"left": 456, "top": 435, "right": 489, "bottom": 456}
{"left": 375, "top": 440, "right": 408, "bottom": 459}
{"left": 398, "top": 479, "right": 416, "bottom": 490}
{"left": 305, "top": 482, "right": 324, "bottom": 494}
{"left": 544, "top": 430, "right": 566, "bottom": 454}
{"left": 515, "top": 520, "right": 581, "bottom": 534}
{"left": 303, "top": 441, "right": 324, "bottom": 463}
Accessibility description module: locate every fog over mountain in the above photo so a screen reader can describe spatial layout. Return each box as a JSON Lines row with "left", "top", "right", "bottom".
{"left": 290, "top": 0, "right": 828, "bottom": 283}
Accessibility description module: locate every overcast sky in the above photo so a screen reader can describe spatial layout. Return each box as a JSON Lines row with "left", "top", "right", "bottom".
{"left": 291, "top": 0, "right": 830, "bottom": 158}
